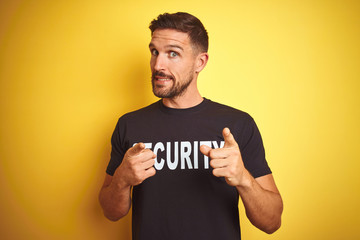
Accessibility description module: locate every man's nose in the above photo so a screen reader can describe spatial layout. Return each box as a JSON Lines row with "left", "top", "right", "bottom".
{"left": 154, "top": 55, "right": 166, "bottom": 71}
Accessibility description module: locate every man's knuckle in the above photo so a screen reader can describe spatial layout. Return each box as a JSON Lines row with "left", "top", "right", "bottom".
{"left": 209, "top": 150, "right": 216, "bottom": 158}
{"left": 228, "top": 167, "right": 236, "bottom": 176}
{"left": 129, "top": 161, "right": 136, "bottom": 169}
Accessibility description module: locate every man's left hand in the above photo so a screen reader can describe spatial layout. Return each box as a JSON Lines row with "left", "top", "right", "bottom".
{"left": 200, "top": 128, "right": 246, "bottom": 187}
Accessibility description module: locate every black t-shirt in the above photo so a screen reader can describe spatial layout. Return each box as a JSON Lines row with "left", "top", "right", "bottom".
{"left": 107, "top": 98, "right": 271, "bottom": 240}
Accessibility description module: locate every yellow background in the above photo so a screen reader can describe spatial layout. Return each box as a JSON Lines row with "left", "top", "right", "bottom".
{"left": 1, "top": 0, "right": 359, "bottom": 239}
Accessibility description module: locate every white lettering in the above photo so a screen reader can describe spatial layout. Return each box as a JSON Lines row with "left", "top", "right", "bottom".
{"left": 167, "top": 142, "right": 178, "bottom": 170}
{"left": 212, "top": 141, "right": 225, "bottom": 149}
{"left": 153, "top": 142, "right": 165, "bottom": 170}
{"left": 180, "top": 141, "right": 192, "bottom": 169}
{"left": 135, "top": 140, "right": 226, "bottom": 171}
{"left": 199, "top": 141, "right": 212, "bottom": 169}
{"left": 144, "top": 143, "right": 152, "bottom": 149}
{"left": 193, "top": 141, "right": 198, "bottom": 169}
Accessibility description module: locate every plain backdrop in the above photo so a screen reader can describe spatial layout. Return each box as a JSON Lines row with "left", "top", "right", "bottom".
{"left": 1, "top": 0, "right": 359, "bottom": 239}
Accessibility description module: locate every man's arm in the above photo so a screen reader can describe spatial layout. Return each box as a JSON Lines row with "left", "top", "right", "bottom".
{"left": 99, "top": 174, "right": 132, "bottom": 221}
{"left": 200, "top": 128, "right": 283, "bottom": 234}
{"left": 237, "top": 172, "right": 283, "bottom": 234}
{"left": 99, "top": 143, "right": 156, "bottom": 221}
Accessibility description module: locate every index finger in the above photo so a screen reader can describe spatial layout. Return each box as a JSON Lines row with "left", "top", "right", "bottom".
{"left": 127, "top": 142, "right": 145, "bottom": 156}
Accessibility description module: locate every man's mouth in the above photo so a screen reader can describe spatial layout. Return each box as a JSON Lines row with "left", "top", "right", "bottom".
{"left": 152, "top": 71, "right": 174, "bottom": 82}
{"left": 155, "top": 77, "right": 172, "bottom": 81}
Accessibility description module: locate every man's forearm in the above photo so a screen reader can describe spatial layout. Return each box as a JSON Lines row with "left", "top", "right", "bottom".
{"left": 99, "top": 143, "right": 157, "bottom": 221}
{"left": 236, "top": 171, "right": 283, "bottom": 234}
{"left": 99, "top": 181, "right": 131, "bottom": 221}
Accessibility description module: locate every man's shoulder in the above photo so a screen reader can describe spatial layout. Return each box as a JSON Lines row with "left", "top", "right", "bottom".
{"left": 206, "top": 98, "right": 253, "bottom": 120}
{"left": 120, "top": 100, "right": 161, "bottom": 120}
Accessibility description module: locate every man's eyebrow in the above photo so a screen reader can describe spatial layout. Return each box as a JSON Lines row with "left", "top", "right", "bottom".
{"left": 166, "top": 44, "right": 184, "bottom": 51}
{"left": 148, "top": 43, "right": 184, "bottom": 51}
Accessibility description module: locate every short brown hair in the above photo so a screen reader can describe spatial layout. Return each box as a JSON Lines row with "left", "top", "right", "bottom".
{"left": 149, "top": 12, "right": 209, "bottom": 53}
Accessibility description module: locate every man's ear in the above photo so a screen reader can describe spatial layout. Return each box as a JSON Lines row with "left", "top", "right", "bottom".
{"left": 195, "top": 52, "right": 209, "bottom": 73}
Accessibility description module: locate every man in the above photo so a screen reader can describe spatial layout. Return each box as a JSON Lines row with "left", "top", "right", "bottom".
{"left": 99, "top": 12, "right": 283, "bottom": 239}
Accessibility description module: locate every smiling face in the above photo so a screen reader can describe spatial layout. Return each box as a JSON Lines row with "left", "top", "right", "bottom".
{"left": 149, "top": 29, "right": 199, "bottom": 99}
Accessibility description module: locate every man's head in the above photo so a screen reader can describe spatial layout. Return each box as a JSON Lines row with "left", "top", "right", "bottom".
{"left": 149, "top": 12, "right": 209, "bottom": 99}
{"left": 149, "top": 12, "right": 208, "bottom": 54}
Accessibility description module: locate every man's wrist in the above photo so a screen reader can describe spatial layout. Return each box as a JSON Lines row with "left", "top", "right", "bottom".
{"left": 236, "top": 170, "right": 255, "bottom": 191}
{"left": 112, "top": 171, "right": 131, "bottom": 191}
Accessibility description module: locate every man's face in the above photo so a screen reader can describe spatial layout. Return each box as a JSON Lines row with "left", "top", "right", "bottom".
{"left": 149, "top": 29, "right": 198, "bottom": 98}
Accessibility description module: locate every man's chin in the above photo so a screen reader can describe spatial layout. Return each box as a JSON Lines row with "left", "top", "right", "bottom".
{"left": 152, "top": 84, "right": 169, "bottom": 97}
{"left": 153, "top": 91, "right": 170, "bottom": 98}
{"left": 153, "top": 87, "right": 173, "bottom": 98}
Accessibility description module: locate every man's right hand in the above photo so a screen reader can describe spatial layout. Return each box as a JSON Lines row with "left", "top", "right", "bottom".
{"left": 113, "top": 143, "right": 156, "bottom": 187}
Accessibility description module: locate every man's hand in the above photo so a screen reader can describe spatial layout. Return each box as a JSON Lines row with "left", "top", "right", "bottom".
{"left": 113, "top": 143, "right": 156, "bottom": 187}
{"left": 200, "top": 127, "right": 283, "bottom": 233}
{"left": 200, "top": 128, "right": 246, "bottom": 187}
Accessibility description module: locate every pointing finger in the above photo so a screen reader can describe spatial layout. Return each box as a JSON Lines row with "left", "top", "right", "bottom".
{"left": 223, "top": 128, "right": 238, "bottom": 148}
{"left": 200, "top": 145, "right": 212, "bottom": 157}
{"left": 128, "top": 142, "right": 145, "bottom": 156}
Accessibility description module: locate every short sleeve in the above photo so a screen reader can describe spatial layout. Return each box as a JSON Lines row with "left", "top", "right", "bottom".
{"left": 240, "top": 117, "right": 272, "bottom": 178}
{"left": 106, "top": 118, "right": 126, "bottom": 176}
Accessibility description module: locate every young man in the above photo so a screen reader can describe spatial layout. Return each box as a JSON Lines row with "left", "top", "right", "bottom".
{"left": 99, "top": 12, "right": 283, "bottom": 239}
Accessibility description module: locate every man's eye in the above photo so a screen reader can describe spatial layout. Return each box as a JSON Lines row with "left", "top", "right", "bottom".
{"left": 151, "top": 49, "right": 158, "bottom": 56}
{"left": 169, "top": 51, "right": 178, "bottom": 57}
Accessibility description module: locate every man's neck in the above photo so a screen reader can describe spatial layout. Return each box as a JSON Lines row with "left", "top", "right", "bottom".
{"left": 162, "top": 90, "right": 203, "bottom": 109}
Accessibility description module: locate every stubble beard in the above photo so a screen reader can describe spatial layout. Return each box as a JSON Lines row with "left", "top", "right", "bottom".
{"left": 151, "top": 70, "right": 194, "bottom": 99}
